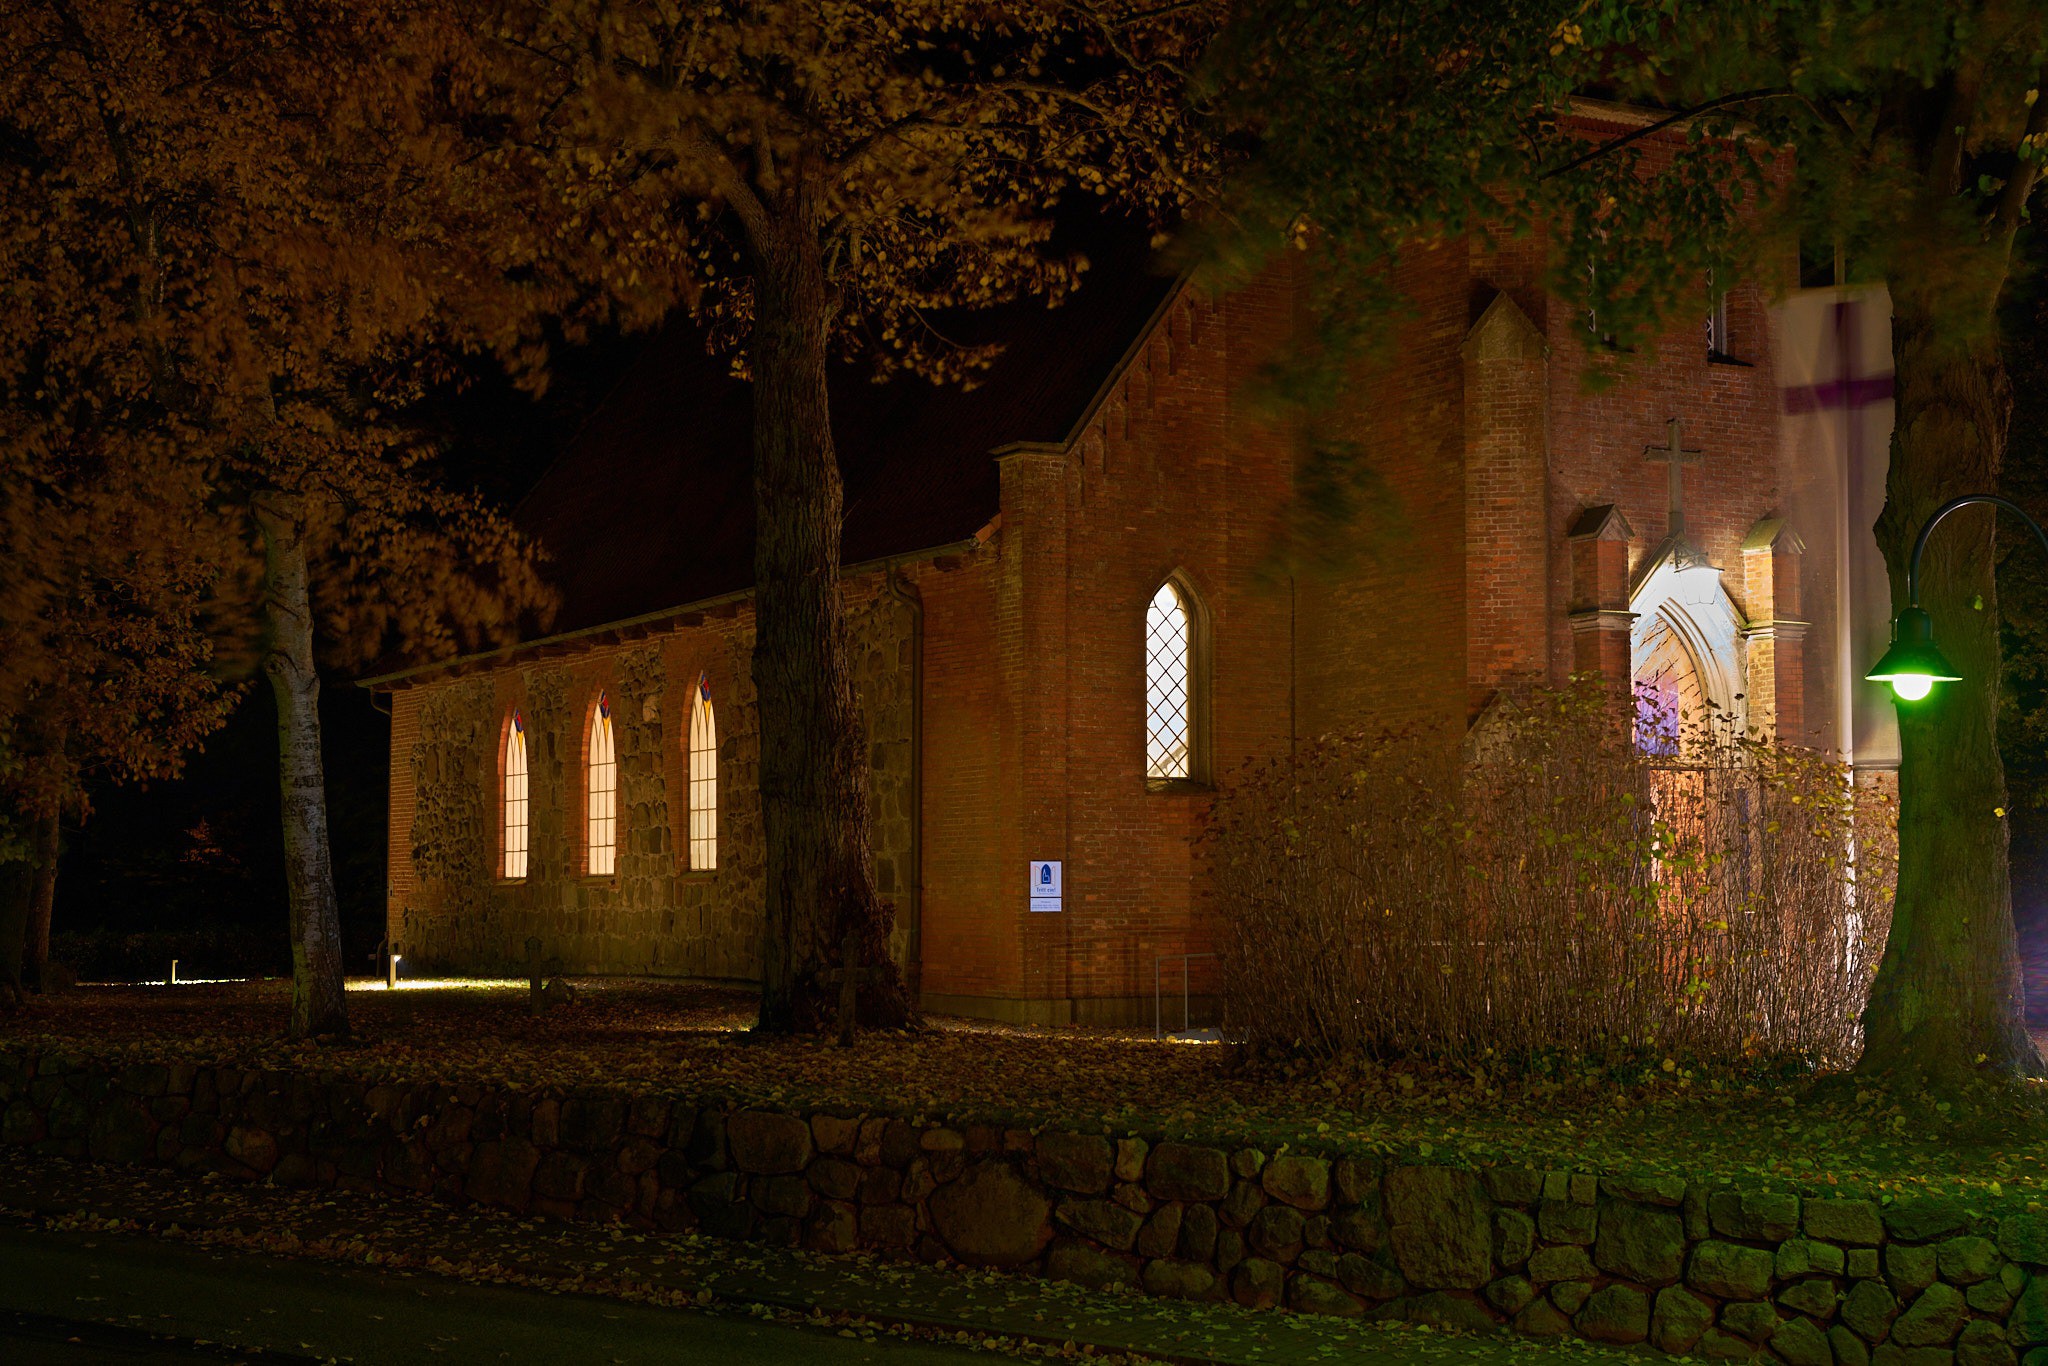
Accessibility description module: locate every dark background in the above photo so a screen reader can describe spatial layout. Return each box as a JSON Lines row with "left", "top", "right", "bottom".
{"left": 48, "top": 261, "right": 2048, "bottom": 1011}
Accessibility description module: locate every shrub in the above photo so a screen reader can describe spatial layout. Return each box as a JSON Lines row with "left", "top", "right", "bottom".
{"left": 1208, "top": 685, "right": 1895, "bottom": 1067}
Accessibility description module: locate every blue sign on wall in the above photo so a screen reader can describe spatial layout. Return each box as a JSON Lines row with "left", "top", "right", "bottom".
{"left": 1029, "top": 860, "right": 1063, "bottom": 913}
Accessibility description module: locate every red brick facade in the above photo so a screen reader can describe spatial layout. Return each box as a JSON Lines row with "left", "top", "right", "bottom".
{"left": 379, "top": 147, "right": 1837, "bottom": 1023}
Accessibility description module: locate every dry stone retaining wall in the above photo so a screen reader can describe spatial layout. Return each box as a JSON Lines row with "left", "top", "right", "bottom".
{"left": 1, "top": 1048, "right": 2038, "bottom": 1365}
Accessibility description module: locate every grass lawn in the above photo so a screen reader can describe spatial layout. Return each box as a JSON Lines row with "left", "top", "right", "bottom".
{"left": 5, "top": 977, "right": 2046, "bottom": 1212}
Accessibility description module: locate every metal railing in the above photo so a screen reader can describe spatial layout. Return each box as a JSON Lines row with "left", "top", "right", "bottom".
{"left": 1153, "top": 952, "right": 1217, "bottom": 1040}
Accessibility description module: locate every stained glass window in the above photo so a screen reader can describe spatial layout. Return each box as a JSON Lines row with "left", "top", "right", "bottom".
{"left": 503, "top": 711, "right": 529, "bottom": 880}
{"left": 1146, "top": 582, "right": 1193, "bottom": 780}
{"left": 688, "top": 675, "right": 717, "bottom": 871}
{"left": 587, "top": 692, "right": 616, "bottom": 876}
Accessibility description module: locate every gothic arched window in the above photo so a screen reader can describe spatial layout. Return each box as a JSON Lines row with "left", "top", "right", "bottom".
{"left": 503, "top": 710, "right": 529, "bottom": 880}
{"left": 1145, "top": 577, "right": 1207, "bottom": 783}
{"left": 688, "top": 675, "right": 717, "bottom": 871}
{"left": 586, "top": 692, "right": 616, "bottom": 876}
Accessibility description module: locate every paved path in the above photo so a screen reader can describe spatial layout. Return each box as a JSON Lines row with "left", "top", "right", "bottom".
{"left": 0, "top": 1225, "right": 984, "bottom": 1364}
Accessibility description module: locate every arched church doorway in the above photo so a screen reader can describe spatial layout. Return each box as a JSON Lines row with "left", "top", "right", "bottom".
{"left": 1629, "top": 545, "right": 1749, "bottom": 755}
{"left": 1634, "top": 612, "right": 1708, "bottom": 757}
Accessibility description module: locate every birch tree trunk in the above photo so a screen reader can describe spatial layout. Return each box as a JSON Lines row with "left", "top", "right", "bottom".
{"left": 254, "top": 490, "right": 349, "bottom": 1038}
{"left": 748, "top": 205, "right": 917, "bottom": 1034}
{"left": 1861, "top": 280, "right": 2044, "bottom": 1084}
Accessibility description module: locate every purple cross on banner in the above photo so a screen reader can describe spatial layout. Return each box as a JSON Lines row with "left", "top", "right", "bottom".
{"left": 1783, "top": 299, "right": 1894, "bottom": 428}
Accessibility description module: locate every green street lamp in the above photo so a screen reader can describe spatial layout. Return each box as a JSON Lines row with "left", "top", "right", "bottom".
{"left": 1866, "top": 493, "right": 2048, "bottom": 701}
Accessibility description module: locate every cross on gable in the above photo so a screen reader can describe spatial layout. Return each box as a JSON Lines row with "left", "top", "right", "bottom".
{"left": 1645, "top": 417, "right": 1704, "bottom": 540}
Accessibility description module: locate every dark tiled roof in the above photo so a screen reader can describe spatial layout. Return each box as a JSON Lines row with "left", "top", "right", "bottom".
{"left": 517, "top": 226, "right": 1179, "bottom": 637}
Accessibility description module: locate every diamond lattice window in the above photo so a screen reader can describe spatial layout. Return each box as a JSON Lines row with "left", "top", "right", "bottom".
{"left": 688, "top": 676, "right": 718, "bottom": 871}
{"left": 503, "top": 711, "right": 529, "bottom": 880}
{"left": 1146, "top": 582, "right": 1193, "bottom": 780}
{"left": 587, "top": 692, "right": 616, "bottom": 876}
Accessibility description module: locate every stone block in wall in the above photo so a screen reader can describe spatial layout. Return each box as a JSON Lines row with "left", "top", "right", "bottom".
{"left": 1808, "top": 1199, "right": 1887, "bottom": 1247}
{"left": 1594, "top": 1199, "right": 1685, "bottom": 1286}
{"left": 926, "top": 1160, "right": 1053, "bottom": 1267}
{"left": 1779, "top": 1238, "right": 1848, "bottom": 1278}
{"left": 1575, "top": 1284, "right": 1650, "bottom": 1344}
{"left": 811, "top": 1113, "right": 859, "bottom": 1156}
{"left": 1481, "top": 1166, "right": 1542, "bottom": 1207}
{"left": 1771, "top": 1315, "right": 1834, "bottom": 1366}
{"left": 1651, "top": 1286, "right": 1715, "bottom": 1354}
{"left": 1263, "top": 1156, "right": 1331, "bottom": 1211}
{"left": 1708, "top": 1189, "right": 1800, "bottom": 1243}
{"left": 1384, "top": 1166, "right": 1492, "bottom": 1291}
{"left": 1688, "top": 1241, "right": 1774, "bottom": 1300}
{"left": 1146, "top": 1142, "right": 1230, "bottom": 1202}
{"left": 464, "top": 1138, "right": 540, "bottom": 1211}
{"left": 1179, "top": 1203, "right": 1219, "bottom": 1263}
{"left": 1889, "top": 1243, "right": 1940, "bottom": 1298}
{"left": 1135, "top": 1204, "right": 1182, "bottom": 1260}
{"left": 1036, "top": 1131, "right": 1114, "bottom": 1194}
{"left": 1887, "top": 1198, "right": 1968, "bottom": 1244}
{"left": 1231, "top": 1257, "right": 1284, "bottom": 1309}
{"left": 1841, "top": 1278, "right": 1899, "bottom": 1342}
{"left": 1140, "top": 1258, "right": 1216, "bottom": 1300}
{"left": 2003, "top": 1215, "right": 2048, "bottom": 1267}
{"left": 1056, "top": 1198, "right": 1143, "bottom": 1252}
{"left": 1288, "top": 1275, "right": 1363, "bottom": 1318}
{"left": 1538, "top": 1197, "right": 1597, "bottom": 1245}
{"left": 1248, "top": 1205, "right": 1305, "bottom": 1263}
{"left": 728, "top": 1110, "right": 813, "bottom": 1174}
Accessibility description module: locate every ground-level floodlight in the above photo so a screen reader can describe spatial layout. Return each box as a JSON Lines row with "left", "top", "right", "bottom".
{"left": 1867, "top": 494, "right": 2048, "bottom": 701}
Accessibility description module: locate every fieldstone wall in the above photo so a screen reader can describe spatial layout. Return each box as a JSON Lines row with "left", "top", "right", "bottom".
{"left": 3, "top": 1048, "right": 2038, "bottom": 1365}
{"left": 397, "top": 578, "right": 918, "bottom": 979}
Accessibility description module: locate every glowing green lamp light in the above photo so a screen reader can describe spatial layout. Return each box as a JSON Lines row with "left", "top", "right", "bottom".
{"left": 1866, "top": 494, "right": 2048, "bottom": 703}
{"left": 1864, "top": 606, "right": 1961, "bottom": 702}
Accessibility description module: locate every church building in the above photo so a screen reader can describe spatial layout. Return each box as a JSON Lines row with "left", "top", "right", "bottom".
{"left": 367, "top": 108, "right": 1894, "bottom": 1025}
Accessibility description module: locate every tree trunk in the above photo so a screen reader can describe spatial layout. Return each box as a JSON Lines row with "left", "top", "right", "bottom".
{"left": 25, "top": 802, "right": 57, "bottom": 992}
{"left": 254, "top": 491, "right": 349, "bottom": 1039}
{"left": 747, "top": 211, "right": 918, "bottom": 1034}
{"left": 1860, "top": 282, "right": 2043, "bottom": 1085}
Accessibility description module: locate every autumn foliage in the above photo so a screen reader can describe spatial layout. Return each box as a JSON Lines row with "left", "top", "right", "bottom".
{"left": 0, "top": 0, "right": 555, "bottom": 1029}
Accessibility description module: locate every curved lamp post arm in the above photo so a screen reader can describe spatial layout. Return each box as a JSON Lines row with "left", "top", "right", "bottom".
{"left": 1870, "top": 493, "right": 2048, "bottom": 699}
{"left": 1907, "top": 494, "right": 2048, "bottom": 608}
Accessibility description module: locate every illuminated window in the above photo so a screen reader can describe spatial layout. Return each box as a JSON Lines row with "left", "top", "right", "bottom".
{"left": 688, "top": 675, "right": 717, "bottom": 871}
{"left": 587, "top": 692, "right": 616, "bottom": 876}
{"left": 1146, "top": 580, "right": 1195, "bottom": 780}
{"left": 503, "top": 711, "right": 529, "bottom": 880}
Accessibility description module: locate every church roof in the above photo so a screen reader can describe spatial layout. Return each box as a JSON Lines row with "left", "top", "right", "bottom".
{"left": 516, "top": 224, "right": 1181, "bottom": 640}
